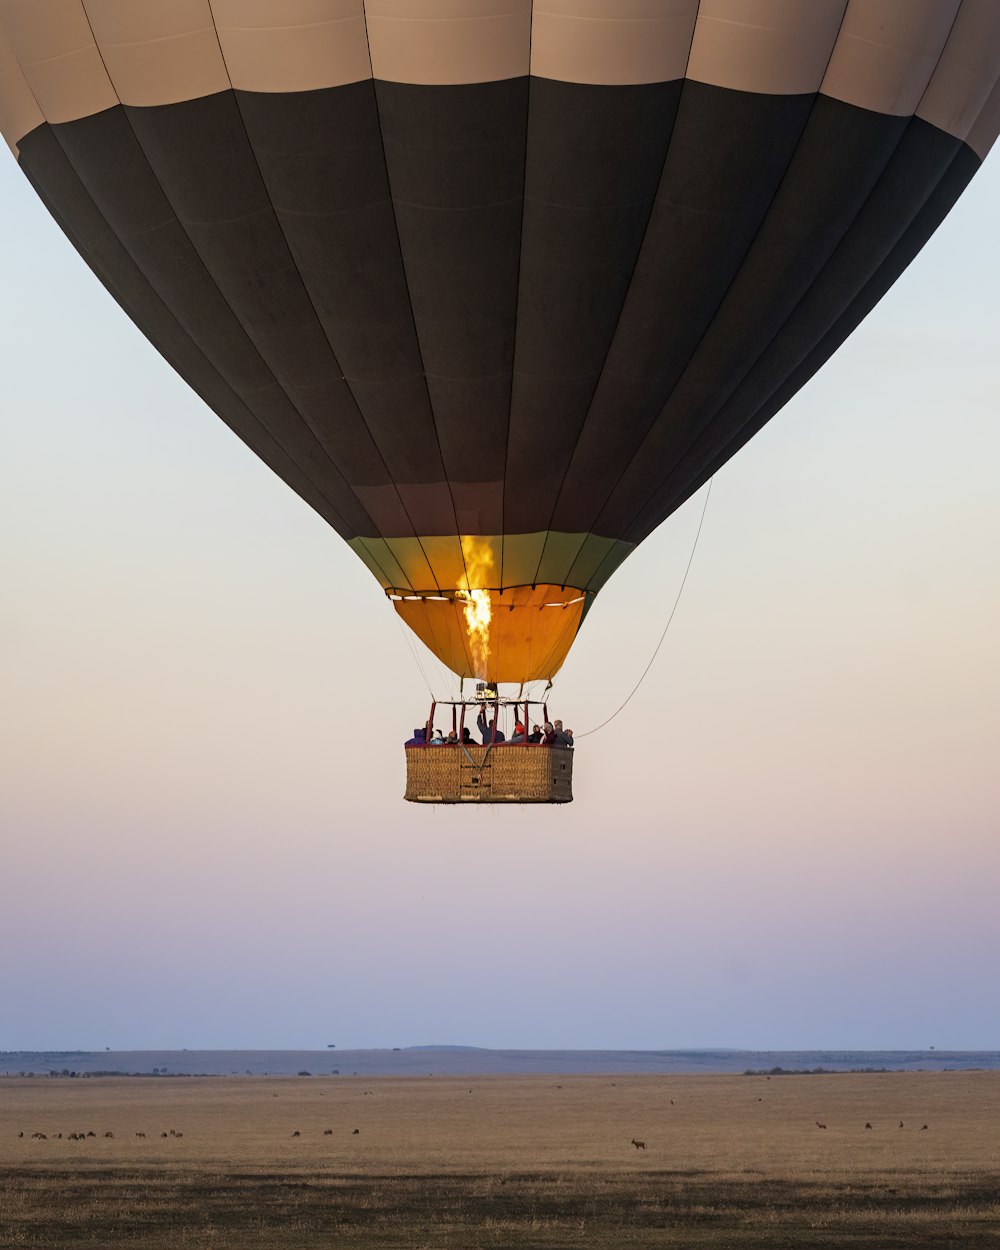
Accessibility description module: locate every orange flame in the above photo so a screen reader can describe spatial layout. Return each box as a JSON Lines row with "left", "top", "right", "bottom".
{"left": 456, "top": 536, "right": 494, "bottom": 678}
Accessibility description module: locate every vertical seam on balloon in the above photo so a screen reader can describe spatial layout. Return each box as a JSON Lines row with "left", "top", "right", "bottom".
{"left": 358, "top": 0, "right": 473, "bottom": 602}
{"left": 534, "top": 596, "right": 579, "bottom": 684}
{"left": 11, "top": 8, "right": 377, "bottom": 562}
{"left": 590, "top": 0, "right": 971, "bottom": 558}
{"left": 639, "top": 146, "right": 971, "bottom": 534}
{"left": 497, "top": 3, "right": 534, "bottom": 591}
{"left": 204, "top": 1, "right": 442, "bottom": 596}
{"left": 422, "top": 593, "right": 475, "bottom": 684}
{"left": 414, "top": 599, "right": 452, "bottom": 685}
{"left": 493, "top": 586, "right": 508, "bottom": 683}
{"left": 64, "top": 178, "right": 367, "bottom": 545}
{"left": 23, "top": 131, "right": 380, "bottom": 566}
{"left": 71, "top": 1, "right": 400, "bottom": 581}
{"left": 558, "top": 1, "right": 857, "bottom": 592}
{"left": 354, "top": 539, "right": 401, "bottom": 592}
{"left": 524, "top": 0, "right": 706, "bottom": 594}
{"left": 561, "top": 534, "right": 612, "bottom": 601}
{"left": 644, "top": 133, "right": 977, "bottom": 538}
{"left": 0, "top": 22, "right": 47, "bottom": 158}
{"left": 408, "top": 570, "right": 476, "bottom": 678}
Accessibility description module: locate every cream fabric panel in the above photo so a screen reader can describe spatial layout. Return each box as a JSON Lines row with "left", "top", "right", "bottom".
{"left": 83, "top": 0, "right": 228, "bottom": 106}
{"left": 0, "top": 24, "right": 43, "bottom": 151}
{"left": 364, "top": 0, "right": 530, "bottom": 85}
{"left": 821, "top": 0, "right": 961, "bottom": 118}
{"left": 3, "top": 0, "right": 997, "bottom": 143}
{"left": 530, "top": 1, "right": 698, "bottom": 86}
{"left": 0, "top": 0, "right": 117, "bottom": 124}
{"left": 917, "top": 0, "right": 1000, "bottom": 155}
{"left": 687, "top": 0, "right": 848, "bottom": 96}
{"left": 967, "top": 74, "right": 1000, "bottom": 159}
{"left": 211, "top": 0, "right": 372, "bottom": 93}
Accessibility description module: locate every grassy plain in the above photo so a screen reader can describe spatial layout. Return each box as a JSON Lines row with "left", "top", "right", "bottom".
{"left": 1, "top": 1072, "right": 999, "bottom": 1247}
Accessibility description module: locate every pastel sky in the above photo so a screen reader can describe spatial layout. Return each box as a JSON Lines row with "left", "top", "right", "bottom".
{"left": 2, "top": 139, "right": 998, "bottom": 1054}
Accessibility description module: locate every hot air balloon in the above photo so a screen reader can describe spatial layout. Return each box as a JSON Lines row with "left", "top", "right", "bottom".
{"left": 2, "top": 2, "right": 998, "bottom": 800}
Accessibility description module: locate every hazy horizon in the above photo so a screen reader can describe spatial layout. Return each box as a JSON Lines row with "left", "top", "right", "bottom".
{"left": 6, "top": 1045, "right": 998, "bottom": 1081}
{"left": 4, "top": 1045, "right": 994, "bottom": 1055}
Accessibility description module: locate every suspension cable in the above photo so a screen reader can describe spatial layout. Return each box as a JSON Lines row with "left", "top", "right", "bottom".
{"left": 394, "top": 614, "right": 435, "bottom": 698}
{"left": 575, "top": 477, "right": 713, "bottom": 739}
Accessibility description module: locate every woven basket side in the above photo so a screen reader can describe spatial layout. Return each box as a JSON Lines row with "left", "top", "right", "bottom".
{"left": 405, "top": 745, "right": 574, "bottom": 803}
{"left": 405, "top": 747, "right": 461, "bottom": 801}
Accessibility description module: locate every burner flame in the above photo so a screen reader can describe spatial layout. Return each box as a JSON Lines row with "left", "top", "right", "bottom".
{"left": 456, "top": 536, "right": 494, "bottom": 678}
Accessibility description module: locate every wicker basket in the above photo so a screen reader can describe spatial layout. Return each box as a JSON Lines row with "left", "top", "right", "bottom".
{"left": 405, "top": 745, "right": 573, "bottom": 804}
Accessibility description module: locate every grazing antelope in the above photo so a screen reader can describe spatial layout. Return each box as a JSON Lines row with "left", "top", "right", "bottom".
{"left": 865, "top": 1123, "right": 872, "bottom": 1130}
{"left": 292, "top": 1131, "right": 300, "bottom": 1137}
{"left": 815, "top": 1122, "right": 827, "bottom": 1130}
{"left": 323, "top": 1129, "right": 333, "bottom": 1135}
{"left": 136, "top": 1132, "right": 146, "bottom": 1138}
{"left": 103, "top": 1132, "right": 114, "bottom": 1138}
{"left": 899, "top": 1121, "right": 904, "bottom": 1128}
{"left": 631, "top": 1138, "right": 646, "bottom": 1150}
{"left": 160, "top": 1132, "right": 169, "bottom": 1138}
{"left": 921, "top": 1124, "right": 928, "bottom": 1130}
{"left": 86, "top": 1131, "right": 96, "bottom": 1138}
{"left": 352, "top": 1128, "right": 360, "bottom": 1134}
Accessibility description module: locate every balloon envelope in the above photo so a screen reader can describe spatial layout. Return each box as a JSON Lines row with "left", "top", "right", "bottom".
{"left": 2, "top": 2, "right": 998, "bottom": 682}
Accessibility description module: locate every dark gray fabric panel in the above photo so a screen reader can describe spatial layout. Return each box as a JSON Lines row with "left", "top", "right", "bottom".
{"left": 123, "top": 93, "right": 402, "bottom": 496}
{"left": 503, "top": 78, "right": 682, "bottom": 535}
{"left": 583, "top": 93, "right": 912, "bottom": 545}
{"left": 619, "top": 136, "right": 982, "bottom": 551}
{"left": 619, "top": 120, "right": 977, "bottom": 545}
{"left": 16, "top": 120, "right": 367, "bottom": 545}
{"left": 234, "top": 82, "right": 452, "bottom": 498}
{"left": 14, "top": 79, "right": 981, "bottom": 579}
{"left": 40, "top": 104, "right": 379, "bottom": 538}
{"left": 544, "top": 81, "right": 817, "bottom": 539}
{"left": 374, "top": 78, "right": 528, "bottom": 513}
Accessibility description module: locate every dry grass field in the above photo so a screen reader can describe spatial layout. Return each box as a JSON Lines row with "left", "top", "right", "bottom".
{"left": 1, "top": 1071, "right": 998, "bottom": 1247}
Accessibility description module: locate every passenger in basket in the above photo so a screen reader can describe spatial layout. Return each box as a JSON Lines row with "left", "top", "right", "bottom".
{"left": 430, "top": 729, "right": 446, "bottom": 745}
{"left": 552, "top": 719, "right": 573, "bottom": 747}
{"left": 404, "top": 727, "right": 427, "bottom": 746}
{"left": 477, "top": 707, "right": 505, "bottom": 745}
{"left": 527, "top": 724, "right": 543, "bottom": 744}
{"left": 461, "top": 727, "right": 474, "bottom": 745}
{"left": 446, "top": 730, "right": 459, "bottom": 745}
{"left": 541, "top": 722, "right": 557, "bottom": 746}
{"left": 510, "top": 721, "right": 526, "bottom": 744}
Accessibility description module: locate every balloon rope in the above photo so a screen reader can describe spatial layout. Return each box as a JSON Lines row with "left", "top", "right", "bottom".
{"left": 575, "top": 478, "right": 713, "bottom": 739}
{"left": 395, "top": 614, "right": 436, "bottom": 698}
